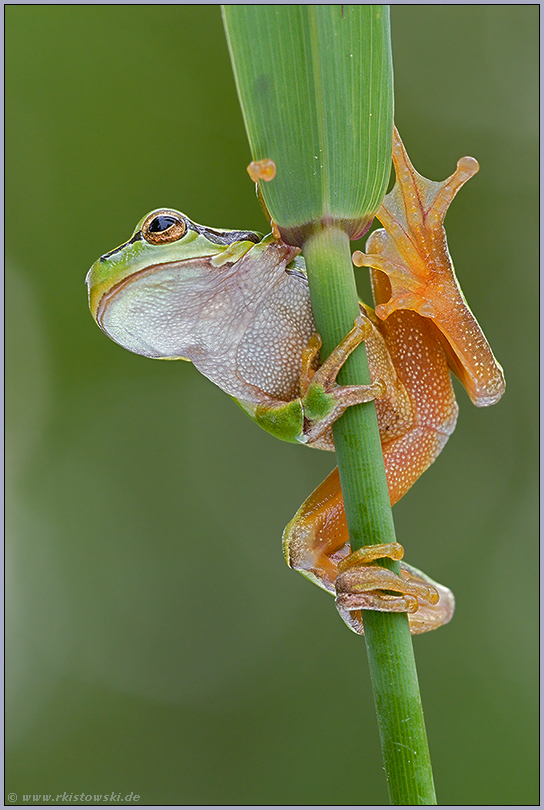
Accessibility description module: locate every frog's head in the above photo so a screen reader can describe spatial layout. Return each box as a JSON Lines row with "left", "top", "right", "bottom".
{"left": 86, "top": 208, "right": 262, "bottom": 356}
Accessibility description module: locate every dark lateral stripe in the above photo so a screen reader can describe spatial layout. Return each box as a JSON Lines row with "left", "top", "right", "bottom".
{"left": 188, "top": 220, "right": 261, "bottom": 245}
{"left": 100, "top": 231, "right": 143, "bottom": 262}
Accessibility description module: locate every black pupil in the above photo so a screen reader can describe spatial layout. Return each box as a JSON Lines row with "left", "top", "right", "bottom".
{"left": 149, "top": 215, "right": 178, "bottom": 233}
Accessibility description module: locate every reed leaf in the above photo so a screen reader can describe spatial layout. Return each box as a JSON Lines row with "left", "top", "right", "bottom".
{"left": 223, "top": 4, "right": 392, "bottom": 246}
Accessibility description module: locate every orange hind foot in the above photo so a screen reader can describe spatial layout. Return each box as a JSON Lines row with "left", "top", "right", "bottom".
{"left": 334, "top": 543, "right": 454, "bottom": 635}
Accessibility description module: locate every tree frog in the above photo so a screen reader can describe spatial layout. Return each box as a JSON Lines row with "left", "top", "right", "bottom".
{"left": 86, "top": 128, "right": 505, "bottom": 635}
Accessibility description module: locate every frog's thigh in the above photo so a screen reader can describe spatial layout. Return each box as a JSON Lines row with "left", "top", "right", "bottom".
{"left": 282, "top": 467, "right": 348, "bottom": 595}
{"left": 370, "top": 309, "right": 460, "bottom": 503}
{"left": 382, "top": 425, "right": 451, "bottom": 505}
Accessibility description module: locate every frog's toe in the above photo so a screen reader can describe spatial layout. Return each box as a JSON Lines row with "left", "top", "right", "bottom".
{"left": 334, "top": 548, "right": 455, "bottom": 635}
{"left": 247, "top": 158, "right": 276, "bottom": 183}
{"left": 300, "top": 314, "right": 386, "bottom": 446}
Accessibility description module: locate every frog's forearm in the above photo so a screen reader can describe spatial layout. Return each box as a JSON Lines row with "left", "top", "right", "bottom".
{"left": 236, "top": 316, "right": 384, "bottom": 447}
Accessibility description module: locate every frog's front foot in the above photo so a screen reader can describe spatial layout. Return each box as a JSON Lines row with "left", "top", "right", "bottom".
{"left": 335, "top": 542, "right": 455, "bottom": 635}
{"left": 300, "top": 315, "right": 386, "bottom": 446}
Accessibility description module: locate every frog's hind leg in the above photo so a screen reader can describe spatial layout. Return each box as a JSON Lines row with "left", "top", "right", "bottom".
{"left": 283, "top": 483, "right": 454, "bottom": 635}
{"left": 283, "top": 467, "right": 455, "bottom": 636}
{"left": 366, "top": 302, "right": 460, "bottom": 505}
{"left": 284, "top": 309, "right": 458, "bottom": 634}
{"left": 283, "top": 467, "right": 348, "bottom": 596}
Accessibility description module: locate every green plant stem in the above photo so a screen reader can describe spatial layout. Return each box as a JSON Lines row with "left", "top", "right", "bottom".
{"left": 222, "top": 4, "right": 437, "bottom": 803}
{"left": 303, "top": 226, "right": 437, "bottom": 806}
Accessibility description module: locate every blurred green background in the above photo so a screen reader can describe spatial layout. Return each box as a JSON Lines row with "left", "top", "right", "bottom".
{"left": 6, "top": 5, "right": 538, "bottom": 806}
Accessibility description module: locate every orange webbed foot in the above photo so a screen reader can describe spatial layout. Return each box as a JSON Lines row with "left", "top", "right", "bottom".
{"left": 335, "top": 542, "right": 455, "bottom": 635}
{"left": 353, "top": 127, "right": 505, "bottom": 407}
{"left": 352, "top": 126, "right": 479, "bottom": 322}
{"left": 283, "top": 472, "right": 456, "bottom": 637}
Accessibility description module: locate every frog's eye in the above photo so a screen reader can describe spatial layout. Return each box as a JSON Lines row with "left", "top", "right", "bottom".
{"left": 141, "top": 211, "right": 187, "bottom": 245}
